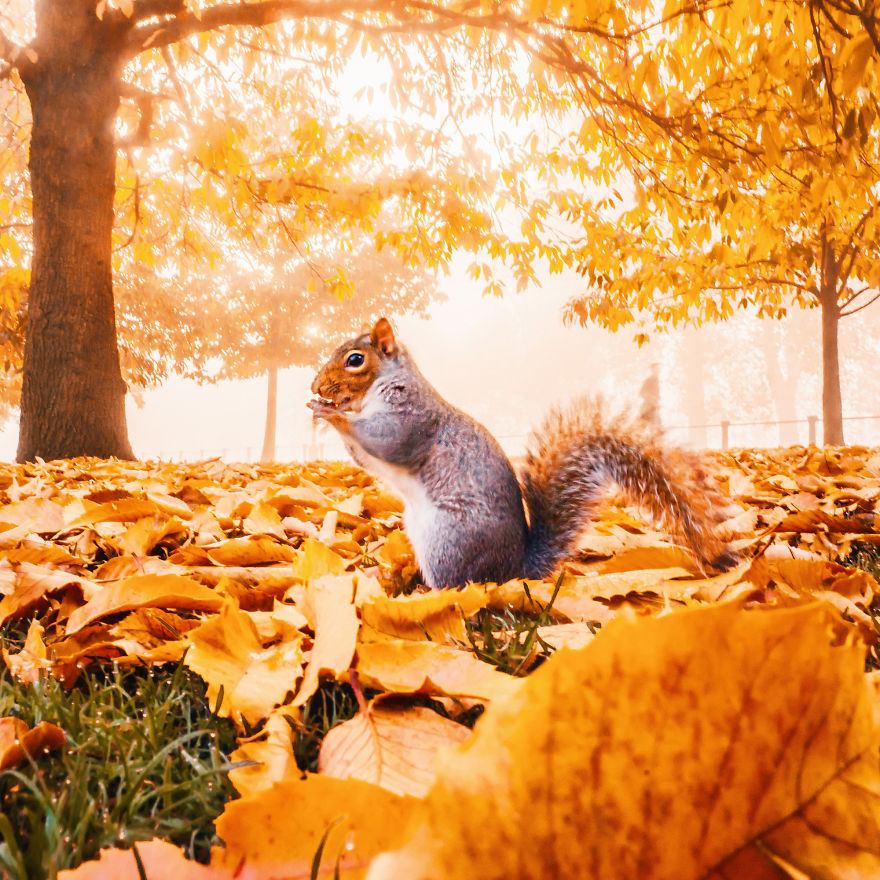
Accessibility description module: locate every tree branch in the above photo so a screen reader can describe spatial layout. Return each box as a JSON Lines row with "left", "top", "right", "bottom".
{"left": 840, "top": 289, "right": 880, "bottom": 317}
{"left": 126, "top": 0, "right": 385, "bottom": 56}
{"left": 130, "top": 0, "right": 187, "bottom": 24}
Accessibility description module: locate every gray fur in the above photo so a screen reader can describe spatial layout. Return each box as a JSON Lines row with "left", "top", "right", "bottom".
{"left": 317, "top": 339, "right": 733, "bottom": 588}
{"left": 342, "top": 345, "right": 528, "bottom": 588}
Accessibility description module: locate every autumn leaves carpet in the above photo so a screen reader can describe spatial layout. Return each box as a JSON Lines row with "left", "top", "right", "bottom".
{"left": 0, "top": 448, "right": 878, "bottom": 878}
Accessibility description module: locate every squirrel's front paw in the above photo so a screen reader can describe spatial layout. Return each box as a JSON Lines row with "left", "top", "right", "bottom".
{"left": 308, "top": 397, "right": 350, "bottom": 424}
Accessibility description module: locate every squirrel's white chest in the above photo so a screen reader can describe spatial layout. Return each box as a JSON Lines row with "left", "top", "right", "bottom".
{"left": 349, "top": 448, "right": 436, "bottom": 557}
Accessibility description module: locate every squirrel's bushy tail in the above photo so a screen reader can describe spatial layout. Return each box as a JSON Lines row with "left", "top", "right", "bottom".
{"left": 519, "top": 397, "right": 737, "bottom": 578}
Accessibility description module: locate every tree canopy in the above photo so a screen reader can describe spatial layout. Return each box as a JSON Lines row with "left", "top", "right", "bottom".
{"left": 563, "top": 0, "right": 880, "bottom": 443}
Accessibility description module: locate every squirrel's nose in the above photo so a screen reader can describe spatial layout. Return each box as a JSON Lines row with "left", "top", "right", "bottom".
{"left": 310, "top": 375, "right": 321, "bottom": 394}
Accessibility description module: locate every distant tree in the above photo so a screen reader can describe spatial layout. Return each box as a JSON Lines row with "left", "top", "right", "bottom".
{"left": 0, "top": 0, "right": 632, "bottom": 461}
{"left": 119, "top": 243, "right": 440, "bottom": 461}
{"left": 565, "top": 0, "right": 880, "bottom": 444}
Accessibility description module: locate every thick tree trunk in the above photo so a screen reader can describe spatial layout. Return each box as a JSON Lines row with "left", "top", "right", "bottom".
{"left": 17, "top": 4, "right": 133, "bottom": 461}
{"left": 819, "top": 231, "right": 844, "bottom": 446}
{"left": 260, "top": 364, "right": 278, "bottom": 462}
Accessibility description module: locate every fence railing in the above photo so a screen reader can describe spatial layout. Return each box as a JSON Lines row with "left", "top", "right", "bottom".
{"left": 145, "top": 414, "right": 880, "bottom": 462}
{"left": 663, "top": 414, "right": 880, "bottom": 449}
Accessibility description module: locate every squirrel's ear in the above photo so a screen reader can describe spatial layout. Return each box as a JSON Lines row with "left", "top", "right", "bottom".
{"left": 371, "top": 318, "right": 397, "bottom": 357}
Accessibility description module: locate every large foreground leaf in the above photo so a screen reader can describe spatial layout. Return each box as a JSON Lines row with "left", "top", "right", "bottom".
{"left": 367, "top": 603, "right": 880, "bottom": 880}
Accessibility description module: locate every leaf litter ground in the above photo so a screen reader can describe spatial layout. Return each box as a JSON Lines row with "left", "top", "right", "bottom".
{"left": 0, "top": 449, "right": 878, "bottom": 878}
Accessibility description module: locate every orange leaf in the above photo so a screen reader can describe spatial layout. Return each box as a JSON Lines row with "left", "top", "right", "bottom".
{"left": 67, "top": 498, "right": 162, "bottom": 528}
{"left": 0, "top": 716, "right": 65, "bottom": 770}
{"left": 56, "top": 839, "right": 230, "bottom": 880}
{"left": 207, "top": 536, "right": 298, "bottom": 566}
{"left": 319, "top": 697, "right": 471, "bottom": 797}
{"left": 291, "top": 574, "right": 359, "bottom": 706}
{"left": 184, "top": 603, "right": 303, "bottom": 726}
{"left": 214, "top": 775, "right": 416, "bottom": 878}
{"left": 355, "top": 640, "right": 521, "bottom": 702}
{"left": 65, "top": 573, "right": 222, "bottom": 634}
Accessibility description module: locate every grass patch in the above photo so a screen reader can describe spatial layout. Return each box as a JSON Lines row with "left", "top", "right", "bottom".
{"left": 0, "top": 661, "right": 238, "bottom": 879}
{"left": 289, "top": 681, "right": 365, "bottom": 773}
{"left": 464, "top": 576, "right": 571, "bottom": 676}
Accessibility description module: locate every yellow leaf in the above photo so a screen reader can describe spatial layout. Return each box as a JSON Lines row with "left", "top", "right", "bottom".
{"left": 56, "top": 839, "right": 230, "bottom": 879}
{"left": 367, "top": 603, "right": 880, "bottom": 879}
{"left": 228, "top": 708, "right": 299, "bottom": 798}
{"left": 66, "top": 574, "right": 222, "bottom": 634}
{"left": 319, "top": 697, "right": 471, "bottom": 797}
{"left": 67, "top": 498, "right": 162, "bottom": 528}
{"left": 355, "top": 639, "right": 521, "bottom": 702}
{"left": 841, "top": 33, "right": 874, "bottom": 94}
{"left": 0, "top": 717, "right": 65, "bottom": 771}
{"left": 360, "top": 584, "right": 488, "bottom": 643}
{"left": 291, "top": 574, "right": 359, "bottom": 706}
{"left": 291, "top": 538, "right": 347, "bottom": 580}
{"left": 184, "top": 603, "right": 303, "bottom": 726}
{"left": 214, "top": 775, "right": 416, "bottom": 876}
{"left": 206, "top": 535, "right": 297, "bottom": 566}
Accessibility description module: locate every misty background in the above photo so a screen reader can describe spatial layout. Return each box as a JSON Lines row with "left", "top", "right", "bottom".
{"left": 1, "top": 255, "right": 876, "bottom": 464}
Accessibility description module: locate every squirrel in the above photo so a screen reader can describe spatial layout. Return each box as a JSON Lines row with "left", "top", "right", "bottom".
{"left": 308, "top": 317, "right": 738, "bottom": 589}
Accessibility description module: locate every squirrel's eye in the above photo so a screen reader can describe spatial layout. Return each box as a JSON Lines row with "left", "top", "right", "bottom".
{"left": 344, "top": 351, "right": 366, "bottom": 370}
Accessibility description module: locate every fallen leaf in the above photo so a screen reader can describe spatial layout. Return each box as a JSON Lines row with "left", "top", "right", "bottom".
{"left": 207, "top": 536, "right": 297, "bottom": 566}
{"left": 184, "top": 603, "right": 303, "bottom": 726}
{"left": 0, "top": 562, "right": 92, "bottom": 625}
{"left": 355, "top": 640, "right": 522, "bottom": 702}
{"left": 229, "top": 708, "right": 298, "bottom": 798}
{"left": 0, "top": 716, "right": 65, "bottom": 770}
{"left": 66, "top": 498, "right": 162, "bottom": 528}
{"left": 319, "top": 696, "right": 471, "bottom": 797}
{"left": 214, "top": 775, "right": 416, "bottom": 878}
{"left": 366, "top": 603, "right": 880, "bottom": 880}
{"left": 66, "top": 573, "right": 222, "bottom": 634}
{"left": 291, "top": 574, "right": 360, "bottom": 706}
{"left": 291, "top": 538, "right": 348, "bottom": 580}
{"left": 360, "top": 584, "right": 488, "bottom": 643}
{"left": 243, "top": 501, "right": 287, "bottom": 539}
{"left": 56, "top": 839, "right": 230, "bottom": 879}
{"left": 2, "top": 618, "right": 51, "bottom": 683}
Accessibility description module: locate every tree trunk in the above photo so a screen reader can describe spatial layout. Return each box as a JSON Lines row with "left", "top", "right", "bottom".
{"left": 819, "top": 231, "right": 844, "bottom": 445}
{"left": 17, "top": 3, "right": 133, "bottom": 461}
{"left": 261, "top": 363, "right": 278, "bottom": 462}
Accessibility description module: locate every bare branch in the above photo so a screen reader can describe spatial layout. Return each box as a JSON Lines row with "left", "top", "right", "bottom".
{"left": 840, "top": 289, "right": 880, "bottom": 317}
